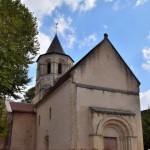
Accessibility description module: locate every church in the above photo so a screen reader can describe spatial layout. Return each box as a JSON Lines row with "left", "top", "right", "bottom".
{"left": 4, "top": 33, "right": 144, "bottom": 150}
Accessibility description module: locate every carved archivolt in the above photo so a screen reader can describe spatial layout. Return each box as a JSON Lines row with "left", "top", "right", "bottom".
{"left": 97, "top": 116, "right": 134, "bottom": 137}
{"left": 91, "top": 113, "right": 137, "bottom": 150}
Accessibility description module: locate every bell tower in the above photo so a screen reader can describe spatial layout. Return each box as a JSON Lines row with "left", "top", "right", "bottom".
{"left": 33, "top": 34, "right": 74, "bottom": 104}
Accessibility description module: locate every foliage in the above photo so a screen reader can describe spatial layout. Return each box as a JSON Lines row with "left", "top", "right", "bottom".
{"left": 142, "top": 109, "right": 150, "bottom": 150}
{"left": 0, "top": 0, "right": 39, "bottom": 99}
{"left": 0, "top": 100, "right": 8, "bottom": 137}
{"left": 22, "top": 86, "right": 35, "bottom": 103}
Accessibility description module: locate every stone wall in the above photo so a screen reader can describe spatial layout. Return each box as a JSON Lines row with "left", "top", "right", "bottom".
{"left": 35, "top": 80, "right": 77, "bottom": 150}
{"left": 10, "top": 113, "right": 36, "bottom": 150}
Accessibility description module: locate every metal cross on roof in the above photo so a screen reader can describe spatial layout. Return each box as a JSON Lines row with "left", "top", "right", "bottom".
{"left": 55, "top": 23, "right": 58, "bottom": 34}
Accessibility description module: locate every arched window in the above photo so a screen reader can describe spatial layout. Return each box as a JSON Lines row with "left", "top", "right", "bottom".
{"left": 58, "top": 63, "right": 62, "bottom": 74}
{"left": 47, "top": 63, "right": 51, "bottom": 74}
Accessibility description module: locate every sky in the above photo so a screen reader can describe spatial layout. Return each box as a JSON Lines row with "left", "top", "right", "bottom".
{"left": 20, "top": 0, "right": 150, "bottom": 110}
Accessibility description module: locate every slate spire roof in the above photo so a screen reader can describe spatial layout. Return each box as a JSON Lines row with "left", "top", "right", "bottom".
{"left": 46, "top": 34, "right": 65, "bottom": 54}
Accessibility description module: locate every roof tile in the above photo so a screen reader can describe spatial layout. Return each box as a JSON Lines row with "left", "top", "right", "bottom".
{"left": 10, "top": 102, "right": 35, "bottom": 113}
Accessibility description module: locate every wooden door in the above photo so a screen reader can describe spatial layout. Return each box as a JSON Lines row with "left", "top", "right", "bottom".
{"left": 104, "top": 137, "right": 117, "bottom": 150}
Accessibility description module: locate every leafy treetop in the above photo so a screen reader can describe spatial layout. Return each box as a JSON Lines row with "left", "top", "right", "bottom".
{"left": 22, "top": 86, "right": 35, "bottom": 103}
{"left": 142, "top": 108, "right": 150, "bottom": 150}
{"left": 0, "top": 100, "right": 8, "bottom": 137}
{"left": 0, "top": 0, "right": 39, "bottom": 99}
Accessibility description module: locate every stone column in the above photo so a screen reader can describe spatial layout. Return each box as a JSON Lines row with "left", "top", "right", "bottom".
{"left": 129, "top": 136, "right": 137, "bottom": 150}
{"left": 92, "top": 135, "right": 103, "bottom": 150}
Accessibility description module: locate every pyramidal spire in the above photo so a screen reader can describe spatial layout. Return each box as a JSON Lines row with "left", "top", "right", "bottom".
{"left": 46, "top": 34, "right": 65, "bottom": 54}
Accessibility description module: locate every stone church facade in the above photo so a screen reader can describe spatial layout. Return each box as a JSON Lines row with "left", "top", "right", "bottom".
{"left": 4, "top": 33, "right": 143, "bottom": 150}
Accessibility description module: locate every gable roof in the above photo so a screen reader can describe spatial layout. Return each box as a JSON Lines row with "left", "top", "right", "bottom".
{"left": 68, "top": 33, "right": 140, "bottom": 85}
{"left": 6, "top": 102, "right": 35, "bottom": 114}
{"left": 35, "top": 33, "right": 140, "bottom": 107}
{"left": 46, "top": 34, "right": 65, "bottom": 54}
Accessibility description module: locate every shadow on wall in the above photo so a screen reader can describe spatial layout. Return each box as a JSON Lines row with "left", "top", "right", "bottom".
{"left": 0, "top": 137, "right": 5, "bottom": 150}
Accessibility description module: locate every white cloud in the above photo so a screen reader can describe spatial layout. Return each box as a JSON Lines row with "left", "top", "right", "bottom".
{"left": 21, "top": 0, "right": 97, "bottom": 32}
{"left": 87, "top": 34, "right": 97, "bottom": 42}
{"left": 53, "top": 14, "right": 75, "bottom": 37}
{"left": 140, "top": 90, "right": 150, "bottom": 110}
{"left": 66, "top": 34, "right": 76, "bottom": 48}
{"left": 106, "top": 0, "right": 130, "bottom": 10}
{"left": 21, "top": 0, "right": 62, "bottom": 18}
{"left": 135, "top": 0, "right": 148, "bottom": 6}
{"left": 80, "top": 0, "right": 96, "bottom": 12}
{"left": 21, "top": 0, "right": 97, "bottom": 19}
{"left": 65, "top": 0, "right": 96, "bottom": 12}
{"left": 143, "top": 48, "right": 150, "bottom": 60}
{"left": 21, "top": 0, "right": 61, "bottom": 29}
{"left": 142, "top": 63, "right": 150, "bottom": 71}
{"left": 64, "top": 0, "right": 81, "bottom": 11}
{"left": 37, "top": 32, "right": 51, "bottom": 55}
{"left": 79, "top": 34, "right": 97, "bottom": 49}
{"left": 52, "top": 14, "right": 76, "bottom": 49}
{"left": 142, "top": 48, "right": 150, "bottom": 71}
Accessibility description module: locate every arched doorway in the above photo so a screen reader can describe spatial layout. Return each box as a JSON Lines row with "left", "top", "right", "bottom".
{"left": 97, "top": 116, "right": 134, "bottom": 150}
{"left": 103, "top": 127, "right": 119, "bottom": 150}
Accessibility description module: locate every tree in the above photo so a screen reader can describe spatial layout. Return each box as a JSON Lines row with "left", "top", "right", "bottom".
{"left": 142, "top": 109, "right": 150, "bottom": 150}
{"left": 0, "top": 0, "right": 39, "bottom": 99}
{"left": 22, "top": 86, "right": 35, "bottom": 103}
{"left": 0, "top": 100, "right": 7, "bottom": 137}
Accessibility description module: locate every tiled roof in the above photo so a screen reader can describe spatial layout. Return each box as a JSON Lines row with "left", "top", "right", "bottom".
{"left": 10, "top": 102, "right": 35, "bottom": 113}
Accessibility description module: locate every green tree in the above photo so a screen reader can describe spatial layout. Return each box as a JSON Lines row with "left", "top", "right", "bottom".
{"left": 0, "top": 100, "right": 7, "bottom": 137}
{"left": 0, "top": 0, "right": 39, "bottom": 99}
{"left": 22, "top": 86, "right": 35, "bottom": 103}
{"left": 142, "top": 109, "right": 150, "bottom": 150}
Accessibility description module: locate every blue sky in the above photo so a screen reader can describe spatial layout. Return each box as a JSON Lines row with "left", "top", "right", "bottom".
{"left": 21, "top": 0, "right": 150, "bottom": 110}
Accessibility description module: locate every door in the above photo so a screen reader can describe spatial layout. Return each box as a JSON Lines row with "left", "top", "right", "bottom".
{"left": 104, "top": 137, "right": 117, "bottom": 150}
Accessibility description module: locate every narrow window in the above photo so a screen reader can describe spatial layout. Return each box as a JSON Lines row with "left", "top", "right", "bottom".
{"left": 58, "top": 63, "right": 62, "bottom": 74}
{"left": 47, "top": 63, "right": 51, "bottom": 74}
{"left": 49, "top": 107, "right": 51, "bottom": 119}
{"left": 38, "top": 115, "right": 41, "bottom": 126}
